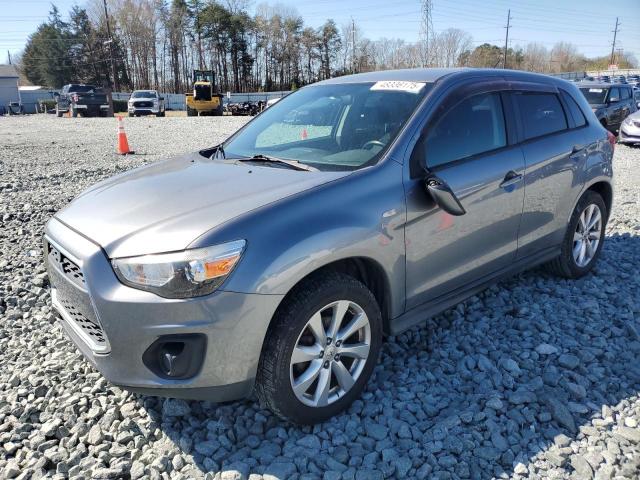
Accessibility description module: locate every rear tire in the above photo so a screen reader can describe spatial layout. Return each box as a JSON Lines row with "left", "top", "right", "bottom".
{"left": 545, "top": 190, "right": 607, "bottom": 279}
{"left": 71, "top": 107, "right": 78, "bottom": 118}
{"left": 256, "top": 273, "right": 382, "bottom": 425}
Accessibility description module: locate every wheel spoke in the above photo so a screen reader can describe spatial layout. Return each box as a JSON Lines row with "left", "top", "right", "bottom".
{"left": 573, "top": 239, "right": 582, "bottom": 260}
{"left": 292, "top": 359, "right": 323, "bottom": 396}
{"left": 587, "top": 209, "right": 601, "bottom": 231}
{"left": 333, "top": 361, "right": 355, "bottom": 392}
{"left": 573, "top": 231, "right": 583, "bottom": 242}
{"left": 585, "top": 239, "right": 595, "bottom": 259}
{"left": 338, "top": 342, "right": 370, "bottom": 359}
{"left": 328, "top": 301, "right": 349, "bottom": 339}
{"left": 337, "top": 312, "right": 368, "bottom": 342}
{"left": 307, "top": 312, "right": 327, "bottom": 345}
{"left": 579, "top": 241, "right": 587, "bottom": 264}
{"left": 588, "top": 230, "right": 601, "bottom": 240}
{"left": 291, "top": 344, "right": 322, "bottom": 364}
{"left": 313, "top": 366, "right": 331, "bottom": 406}
{"left": 579, "top": 210, "right": 587, "bottom": 232}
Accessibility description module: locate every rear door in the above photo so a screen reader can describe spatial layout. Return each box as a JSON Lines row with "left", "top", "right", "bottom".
{"left": 607, "top": 87, "right": 623, "bottom": 127}
{"left": 510, "top": 85, "right": 587, "bottom": 258}
{"left": 404, "top": 79, "right": 526, "bottom": 308}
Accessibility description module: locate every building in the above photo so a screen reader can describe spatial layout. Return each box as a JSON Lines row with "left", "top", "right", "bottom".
{"left": 0, "top": 64, "right": 20, "bottom": 114}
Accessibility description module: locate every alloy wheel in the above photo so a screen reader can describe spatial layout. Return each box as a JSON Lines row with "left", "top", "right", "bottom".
{"left": 573, "top": 203, "right": 602, "bottom": 268}
{"left": 289, "top": 300, "right": 371, "bottom": 407}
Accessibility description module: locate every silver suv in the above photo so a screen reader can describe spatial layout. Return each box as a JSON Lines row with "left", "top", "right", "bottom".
{"left": 45, "top": 69, "right": 614, "bottom": 424}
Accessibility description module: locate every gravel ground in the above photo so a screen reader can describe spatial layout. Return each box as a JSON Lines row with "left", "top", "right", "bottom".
{"left": 0, "top": 115, "right": 638, "bottom": 480}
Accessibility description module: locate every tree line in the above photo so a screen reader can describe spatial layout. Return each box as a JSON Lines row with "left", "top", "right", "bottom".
{"left": 18, "top": 0, "right": 638, "bottom": 93}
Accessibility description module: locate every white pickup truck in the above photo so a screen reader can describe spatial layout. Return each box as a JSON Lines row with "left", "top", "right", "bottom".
{"left": 128, "top": 90, "right": 166, "bottom": 117}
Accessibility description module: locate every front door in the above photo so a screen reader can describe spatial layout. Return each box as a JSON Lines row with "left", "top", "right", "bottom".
{"left": 404, "top": 86, "right": 525, "bottom": 309}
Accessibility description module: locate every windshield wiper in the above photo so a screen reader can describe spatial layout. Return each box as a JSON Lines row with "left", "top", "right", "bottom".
{"left": 236, "top": 154, "right": 317, "bottom": 172}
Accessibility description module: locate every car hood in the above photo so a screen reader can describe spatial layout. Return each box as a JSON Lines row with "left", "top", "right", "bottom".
{"left": 55, "top": 152, "right": 348, "bottom": 258}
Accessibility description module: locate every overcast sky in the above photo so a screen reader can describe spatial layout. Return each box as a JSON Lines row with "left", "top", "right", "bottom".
{"left": 2, "top": 0, "right": 638, "bottom": 64}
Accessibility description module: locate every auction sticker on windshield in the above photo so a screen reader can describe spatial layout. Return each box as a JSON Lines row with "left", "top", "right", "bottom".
{"left": 589, "top": 88, "right": 603, "bottom": 92}
{"left": 371, "top": 81, "right": 426, "bottom": 94}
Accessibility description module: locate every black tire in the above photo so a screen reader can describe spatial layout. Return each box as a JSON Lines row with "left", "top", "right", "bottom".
{"left": 546, "top": 190, "right": 607, "bottom": 279}
{"left": 256, "top": 272, "right": 382, "bottom": 424}
{"left": 71, "top": 107, "right": 78, "bottom": 118}
{"left": 128, "top": 112, "right": 134, "bottom": 118}
{"left": 187, "top": 107, "right": 196, "bottom": 117}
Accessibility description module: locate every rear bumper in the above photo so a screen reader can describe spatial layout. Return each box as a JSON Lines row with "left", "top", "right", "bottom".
{"left": 45, "top": 218, "right": 283, "bottom": 402}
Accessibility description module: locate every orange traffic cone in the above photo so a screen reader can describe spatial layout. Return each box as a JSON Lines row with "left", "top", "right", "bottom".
{"left": 116, "top": 116, "right": 133, "bottom": 155}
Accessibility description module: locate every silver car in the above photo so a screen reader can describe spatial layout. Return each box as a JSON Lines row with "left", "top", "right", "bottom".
{"left": 45, "top": 68, "right": 614, "bottom": 424}
{"left": 619, "top": 109, "right": 640, "bottom": 145}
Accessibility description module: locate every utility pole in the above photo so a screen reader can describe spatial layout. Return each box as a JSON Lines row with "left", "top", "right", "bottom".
{"left": 352, "top": 17, "right": 356, "bottom": 74}
{"left": 7, "top": 50, "right": 11, "bottom": 65}
{"left": 503, "top": 9, "right": 511, "bottom": 69}
{"left": 609, "top": 17, "right": 620, "bottom": 66}
{"left": 419, "top": 0, "right": 434, "bottom": 68}
{"left": 102, "top": 0, "right": 119, "bottom": 93}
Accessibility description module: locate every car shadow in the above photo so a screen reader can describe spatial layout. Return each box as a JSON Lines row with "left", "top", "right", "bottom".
{"left": 127, "top": 232, "right": 639, "bottom": 479}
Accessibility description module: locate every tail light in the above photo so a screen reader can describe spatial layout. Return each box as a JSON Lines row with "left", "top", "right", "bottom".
{"left": 606, "top": 130, "right": 616, "bottom": 150}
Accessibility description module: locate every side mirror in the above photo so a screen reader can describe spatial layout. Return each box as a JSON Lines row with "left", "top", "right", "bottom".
{"left": 424, "top": 175, "right": 466, "bottom": 216}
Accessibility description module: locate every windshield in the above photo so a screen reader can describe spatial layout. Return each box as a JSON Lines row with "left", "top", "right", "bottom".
{"left": 580, "top": 87, "right": 609, "bottom": 105}
{"left": 223, "top": 82, "right": 430, "bottom": 171}
{"left": 132, "top": 91, "right": 156, "bottom": 98}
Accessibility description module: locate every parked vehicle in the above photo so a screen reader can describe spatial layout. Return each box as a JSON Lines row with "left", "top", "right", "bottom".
{"left": 128, "top": 90, "right": 165, "bottom": 117}
{"left": 578, "top": 82, "right": 637, "bottom": 132}
{"left": 225, "top": 101, "right": 263, "bottom": 116}
{"left": 635, "top": 89, "right": 640, "bottom": 109}
{"left": 597, "top": 75, "right": 611, "bottom": 83}
{"left": 185, "top": 70, "right": 223, "bottom": 116}
{"left": 55, "top": 84, "right": 110, "bottom": 117}
{"left": 619, "top": 109, "right": 640, "bottom": 145}
{"left": 612, "top": 75, "right": 627, "bottom": 84}
{"left": 45, "top": 68, "right": 614, "bottom": 424}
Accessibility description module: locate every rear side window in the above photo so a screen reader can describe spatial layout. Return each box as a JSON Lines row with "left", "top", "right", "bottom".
{"left": 609, "top": 87, "right": 620, "bottom": 102}
{"left": 621, "top": 88, "right": 630, "bottom": 100}
{"left": 514, "top": 92, "right": 567, "bottom": 140}
{"left": 425, "top": 92, "right": 507, "bottom": 168}
{"left": 560, "top": 90, "right": 587, "bottom": 127}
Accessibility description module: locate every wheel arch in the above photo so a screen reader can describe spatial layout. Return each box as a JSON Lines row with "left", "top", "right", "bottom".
{"left": 586, "top": 180, "right": 613, "bottom": 221}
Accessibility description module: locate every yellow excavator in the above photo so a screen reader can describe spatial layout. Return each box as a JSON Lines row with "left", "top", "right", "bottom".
{"left": 185, "top": 70, "right": 224, "bottom": 116}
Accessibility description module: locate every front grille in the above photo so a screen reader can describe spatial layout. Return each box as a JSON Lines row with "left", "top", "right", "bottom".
{"left": 47, "top": 241, "right": 85, "bottom": 288}
{"left": 134, "top": 101, "right": 153, "bottom": 108}
{"left": 58, "top": 297, "right": 108, "bottom": 347}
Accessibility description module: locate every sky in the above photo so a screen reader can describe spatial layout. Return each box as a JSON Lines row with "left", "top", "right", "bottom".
{"left": 1, "top": 0, "right": 639, "bottom": 65}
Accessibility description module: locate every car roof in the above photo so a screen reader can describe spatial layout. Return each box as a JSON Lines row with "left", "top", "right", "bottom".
{"left": 314, "top": 67, "right": 565, "bottom": 86}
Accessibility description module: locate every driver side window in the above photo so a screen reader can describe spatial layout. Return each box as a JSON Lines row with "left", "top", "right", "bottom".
{"left": 425, "top": 92, "right": 507, "bottom": 168}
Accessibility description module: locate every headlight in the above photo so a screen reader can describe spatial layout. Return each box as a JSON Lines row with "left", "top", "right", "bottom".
{"left": 112, "top": 240, "right": 246, "bottom": 298}
{"left": 623, "top": 117, "right": 632, "bottom": 125}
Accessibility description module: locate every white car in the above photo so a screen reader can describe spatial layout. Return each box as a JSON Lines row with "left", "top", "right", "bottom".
{"left": 619, "top": 109, "right": 640, "bottom": 145}
{"left": 128, "top": 90, "right": 165, "bottom": 117}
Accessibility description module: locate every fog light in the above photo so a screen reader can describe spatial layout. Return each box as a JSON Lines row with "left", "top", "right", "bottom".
{"left": 142, "top": 334, "right": 206, "bottom": 380}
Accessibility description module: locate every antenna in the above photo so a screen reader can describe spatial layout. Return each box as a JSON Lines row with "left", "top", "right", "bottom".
{"left": 420, "top": 0, "right": 434, "bottom": 67}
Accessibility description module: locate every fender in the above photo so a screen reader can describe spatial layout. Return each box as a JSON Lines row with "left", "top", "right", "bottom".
{"left": 189, "top": 159, "right": 408, "bottom": 319}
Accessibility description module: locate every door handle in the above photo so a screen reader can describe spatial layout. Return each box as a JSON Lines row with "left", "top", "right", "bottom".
{"left": 499, "top": 171, "right": 523, "bottom": 189}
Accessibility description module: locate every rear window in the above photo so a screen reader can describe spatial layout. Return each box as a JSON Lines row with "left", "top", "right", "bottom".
{"left": 514, "top": 92, "right": 567, "bottom": 140}
{"left": 621, "top": 88, "right": 631, "bottom": 100}
{"left": 68, "top": 85, "right": 95, "bottom": 93}
{"left": 560, "top": 90, "right": 587, "bottom": 127}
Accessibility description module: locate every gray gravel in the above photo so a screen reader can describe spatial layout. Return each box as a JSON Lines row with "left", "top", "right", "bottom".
{"left": 1, "top": 115, "right": 639, "bottom": 480}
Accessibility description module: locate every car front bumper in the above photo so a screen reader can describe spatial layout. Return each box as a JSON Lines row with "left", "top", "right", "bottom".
{"left": 128, "top": 107, "right": 162, "bottom": 114}
{"left": 619, "top": 122, "right": 640, "bottom": 144}
{"left": 44, "top": 217, "right": 283, "bottom": 402}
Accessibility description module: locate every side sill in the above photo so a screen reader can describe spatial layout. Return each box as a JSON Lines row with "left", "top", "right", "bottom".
{"left": 389, "top": 246, "right": 560, "bottom": 335}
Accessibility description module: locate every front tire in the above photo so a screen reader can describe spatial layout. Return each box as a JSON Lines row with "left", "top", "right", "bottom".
{"left": 546, "top": 190, "right": 607, "bottom": 278}
{"left": 256, "top": 273, "right": 382, "bottom": 424}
